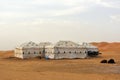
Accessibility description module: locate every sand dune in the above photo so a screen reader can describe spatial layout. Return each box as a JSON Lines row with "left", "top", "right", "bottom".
{"left": 91, "top": 42, "right": 120, "bottom": 52}
{"left": 0, "top": 50, "right": 14, "bottom": 58}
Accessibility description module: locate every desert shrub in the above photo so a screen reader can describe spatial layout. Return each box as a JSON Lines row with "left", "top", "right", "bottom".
{"left": 108, "top": 59, "right": 115, "bottom": 64}
{"left": 100, "top": 59, "right": 107, "bottom": 63}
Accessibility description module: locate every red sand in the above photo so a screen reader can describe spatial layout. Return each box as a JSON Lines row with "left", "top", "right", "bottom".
{"left": 0, "top": 42, "right": 120, "bottom": 80}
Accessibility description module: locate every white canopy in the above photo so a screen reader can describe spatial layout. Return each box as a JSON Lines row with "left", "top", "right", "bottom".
{"left": 17, "top": 41, "right": 39, "bottom": 49}
{"left": 46, "top": 41, "right": 80, "bottom": 48}
{"left": 82, "top": 43, "right": 98, "bottom": 48}
{"left": 39, "top": 42, "right": 52, "bottom": 48}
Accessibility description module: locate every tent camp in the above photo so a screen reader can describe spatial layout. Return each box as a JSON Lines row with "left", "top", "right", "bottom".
{"left": 14, "top": 41, "right": 99, "bottom": 59}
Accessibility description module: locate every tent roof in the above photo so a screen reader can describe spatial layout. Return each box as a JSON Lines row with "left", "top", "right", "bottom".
{"left": 39, "top": 42, "right": 52, "bottom": 47}
{"left": 17, "top": 41, "right": 39, "bottom": 48}
{"left": 45, "top": 41, "right": 97, "bottom": 48}
{"left": 82, "top": 43, "right": 97, "bottom": 48}
{"left": 55, "top": 41, "right": 80, "bottom": 47}
{"left": 46, "top": 41, "right": 80, "bottom": 48}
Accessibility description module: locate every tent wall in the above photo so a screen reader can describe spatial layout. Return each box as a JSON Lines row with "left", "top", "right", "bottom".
{"left": 22, "top": 48, "right": 40, "bottom": 58}
{"left": 45, "top": 47, "right": 88, "bottom": 59}
{"left": 45, "top": 47, "right": 55, "bottom": 59}
{"left": 14, "top": 48, "right": 24, "bottom": 59}
{"left": 15, "top": 48, "right": 42, "bottom": 59}
{"left": 54, "top": 47, "right": 87, "bottom": 59}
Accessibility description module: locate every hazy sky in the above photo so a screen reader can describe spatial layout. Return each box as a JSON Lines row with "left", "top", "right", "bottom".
{"left": 0, "top": 0, "right": 120, "bottom": 50}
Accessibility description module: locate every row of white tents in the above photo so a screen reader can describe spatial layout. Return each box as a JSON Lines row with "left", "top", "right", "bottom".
{"left": 14, "top": 41, "right": 99, "bottom": 59}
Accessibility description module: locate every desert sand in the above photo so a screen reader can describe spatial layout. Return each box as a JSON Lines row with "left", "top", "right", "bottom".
{"left": 0, "top": 42, "right": 120, "bottom": 80}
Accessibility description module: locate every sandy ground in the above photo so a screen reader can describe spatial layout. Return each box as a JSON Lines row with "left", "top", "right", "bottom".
{"left": 0, "top": 42, "right": 120, "bottom": 80}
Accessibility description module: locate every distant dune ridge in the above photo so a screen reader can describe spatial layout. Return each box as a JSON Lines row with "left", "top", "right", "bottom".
{"left": 91, "top": 42, "right": 120, "bottom": 52}
{"left": 0, "top": 50, "right": 14, "bottom": 58}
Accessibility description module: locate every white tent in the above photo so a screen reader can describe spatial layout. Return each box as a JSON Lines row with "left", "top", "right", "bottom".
{"left": 14, "top": 41, "right": 41, "bottom": 59}
{"left": 82, "top": 43, "right": 99, "bottom": 57}
{"left": 45, "top": 41, "right": 88, "bottom": 59}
